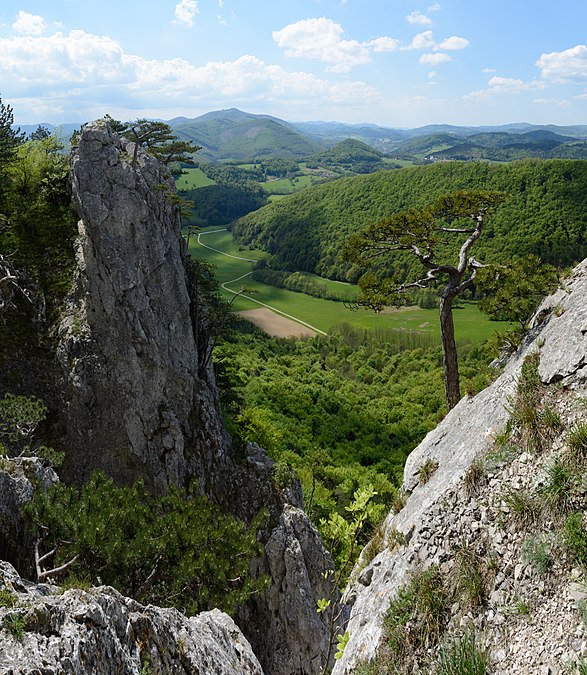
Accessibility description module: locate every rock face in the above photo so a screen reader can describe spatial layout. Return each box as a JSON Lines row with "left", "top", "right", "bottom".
{"left": 239, "top": 504, "right": 336, "bottom": 675}
{"left": 0, "top": 561, "right": 263, "bottom": 674}
{"left": 0, "top": 458, "right": 58, "bottom": 577}
{"left": 335, "top": 260, "right": 587, "bottom": 673}
{"left": 59, "top": 120, "right": 229, "bottom": 491}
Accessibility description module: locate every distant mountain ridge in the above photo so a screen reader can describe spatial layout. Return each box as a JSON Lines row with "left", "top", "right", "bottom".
{"left": 16, "top": 108, "right": 587, "bottom": 162}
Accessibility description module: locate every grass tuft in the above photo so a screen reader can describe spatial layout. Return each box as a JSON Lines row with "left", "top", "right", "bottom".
{"left": 434, "top": 630, "right": 490, "bottom": 675}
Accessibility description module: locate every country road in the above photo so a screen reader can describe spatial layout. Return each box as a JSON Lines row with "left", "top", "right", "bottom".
{"left": 196, "top": 230, "right": 327, "bottom": 336}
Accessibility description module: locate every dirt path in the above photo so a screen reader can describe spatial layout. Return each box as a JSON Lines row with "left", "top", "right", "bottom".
{"left": 196, "top": 230, "right": 327, "bottom": 336}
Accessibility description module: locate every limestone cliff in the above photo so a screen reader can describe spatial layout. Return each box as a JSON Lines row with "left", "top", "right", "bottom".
{"left": 335, "top": 261, "right": 587, "bottom": 673}
{"left": 59, "top": 121, "right": 229, "bottom": 490}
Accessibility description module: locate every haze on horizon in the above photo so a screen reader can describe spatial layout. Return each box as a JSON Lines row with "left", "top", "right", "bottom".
{"left": 1, "top": 1, "right": 586, "bottom": 129}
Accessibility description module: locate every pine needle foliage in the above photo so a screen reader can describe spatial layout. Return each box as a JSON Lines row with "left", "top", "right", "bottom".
{"left": 27, "top": 472, "right": 268, "bottom": 616}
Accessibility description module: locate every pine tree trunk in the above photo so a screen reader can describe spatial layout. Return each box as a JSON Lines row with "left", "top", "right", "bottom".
{"left": 439, "top": 290, "right": 461, "bottom": 411}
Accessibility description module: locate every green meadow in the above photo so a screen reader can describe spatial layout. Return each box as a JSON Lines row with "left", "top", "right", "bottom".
{"left": 188, "top": 228, "right": 510, "bottom": 341}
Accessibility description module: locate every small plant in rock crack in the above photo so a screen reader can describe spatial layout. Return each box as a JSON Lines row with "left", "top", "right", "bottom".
{"left": 382, "top": 565, "right": 450, "bottom": 671}
{"left": 418, "top": 458, "right": 439, "bottom": 486}
{"left": 0, "top": 588, "right": 16, "bottom": 608}
{"left": 451, "top": 546, "right": 487, "bottom": 610}
{"left": 463, "top": 459, "right": 486, "bottom": 498}
{"left": 564, "top": 512, "right": 587, "bottom": 570}
{"left": 521, "top": 532, "right": 557, "bottom": 573}
{"left": 434, "top": 630, "right": 490, "bottom": 675}
{"left": 501, "top": 488, "right": 540, "bottom": 529}
{"left": 2, "top": 612, "right": 27, "bottom": 639}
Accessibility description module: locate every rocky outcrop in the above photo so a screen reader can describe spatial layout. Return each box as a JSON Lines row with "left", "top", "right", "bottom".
{"left": 0, "top": 458, "right": 58, "bottom": 578}
{"left": 59, "top": 120, "right": 229, "bottom": 491}
{"left": 0, "top": 561, "right": 263, "bottom": 674}
{"left": 335, "top": 260, "right": 587, "bottom": 673}
{"left": 239, "top": 505, "right": 336, "bottom": 675}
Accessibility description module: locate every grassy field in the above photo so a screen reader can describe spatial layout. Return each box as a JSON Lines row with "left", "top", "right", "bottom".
{"left": 188, "top": 228, "right": 510, "bottom": 342}
{"left": 177, "top": 168, "right": 216, "bottom": 190}
{"left": 262, "top": 175, "right": 315, "bottom": 194}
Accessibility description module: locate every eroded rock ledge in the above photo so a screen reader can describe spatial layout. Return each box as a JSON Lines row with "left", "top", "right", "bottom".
{"left": 0, "top": 561, "right": 262, "bottom": 674}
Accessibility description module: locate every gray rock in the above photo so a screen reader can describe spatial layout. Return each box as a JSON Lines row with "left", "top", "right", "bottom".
{"left": 0, "top": 458, "right": 58, "bottom": 576}
{"left": 0, "top": 561, "right": 263, "bottom": 674}
{"left": 52, "top": 121, "right": 334, "bottom": 674}
{"left": 59, "top": 120, "right": 230, "bottom": 491}
{"left": 238, "top": 505, "right": 336, "bottom": 675}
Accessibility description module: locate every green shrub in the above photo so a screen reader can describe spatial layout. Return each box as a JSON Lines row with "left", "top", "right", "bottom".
{"left": 28, "top": 472, "right": 268, "bottom": 616}
{"left": 434, "top": 630, "right": 489, "bottom": 675}
{"left": 566, "top": 423, "right": 587, "bottom": 464}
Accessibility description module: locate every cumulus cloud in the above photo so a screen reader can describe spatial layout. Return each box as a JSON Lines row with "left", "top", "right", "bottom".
{"left": 536, "top": 45, "right": 587, "bottom": 82}
{"left": 12, "top": 10, "right": 45, "bottom": 36}
{"left": 0, "top": 28, "right": 380, "bottom": 121}
{"left": 419, "top": 52, "right": 452, "bottom": 66}
{"left": 174, "top": 0, "right": 199, "bottom": 27}
{"left": 466, "top": 76, "right": 544, "bottom": 100}
{"left": 406, "top": 11, "right": 432, "bottom": 25}
{"left": 437, "top": 36, "right": 469, "bottom": 50}
{"left": 408, "top": 30, "right": 436, "bottom": 50}
{"left": 368, "top": 37, "right": 401, "bottom": 53}
{"left": 273, "top": 18, "right": 398, "bottom": 72}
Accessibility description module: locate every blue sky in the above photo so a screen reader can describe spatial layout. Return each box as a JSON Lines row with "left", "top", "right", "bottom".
{"left": 1, "top": 1, "right": 586, "bottom": 127}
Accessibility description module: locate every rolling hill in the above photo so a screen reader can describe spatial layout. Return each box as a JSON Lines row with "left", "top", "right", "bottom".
{"left": 231, "top": 159, "right": 587, "bottom": 281}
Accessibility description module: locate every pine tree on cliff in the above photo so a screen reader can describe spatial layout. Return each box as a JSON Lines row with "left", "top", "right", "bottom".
{"left": 344, "top": 190, "right": 505, "bottom": 411}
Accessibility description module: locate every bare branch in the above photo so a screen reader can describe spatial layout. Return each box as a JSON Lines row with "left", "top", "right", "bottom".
{"left": 38, "top": 555, "right": 79, "bottom": 582}
{"left": 35, "top": 539, "right": 78, "bottom": 581}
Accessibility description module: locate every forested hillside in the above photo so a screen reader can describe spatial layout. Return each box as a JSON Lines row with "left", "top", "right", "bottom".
{"left": 232, "top": 160, "right": 587, "bottom": 280}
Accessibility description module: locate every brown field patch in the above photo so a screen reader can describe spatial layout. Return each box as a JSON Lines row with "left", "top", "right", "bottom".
{"left": 236, "top": 308, "right": 317, "bottom": 338}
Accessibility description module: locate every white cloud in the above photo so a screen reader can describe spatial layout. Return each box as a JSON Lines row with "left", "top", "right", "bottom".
{"left": 536, "top": 45, "right": 587, "bottom": 82}
{"left": 0, "top": 28, "right": 380, "bottom": 121}
{"left": 419, "top": 52, "right": 452, "bottom": 66}
{"left": 466, "top": 76, "right": 544, "bottom": 100}
{"left": 368, "top": 37, "right": 401, "bottom": 53}
{"left": 437, "top": 36, "right": 469, "bottom": 51}
{"left": 12, "top": 10, "right": 45, "bottom": 36}
{"left": 428, "top": 3, "right": 441, "bottom": 11}
{"left": 533, "top": 97, "right": 571, "bottom": 107}
{"left": 408, "top": 30, "right": 436, "bottom": 50}
{"left": 174, "top": 0, "right": 199, "bottom": 27}
{"left": 428, "top": 70, "right": 438, "bottom": 78}
{"left": 482, "top": 67, "right": 496, "bottom": 73}
{"left": 273, "top": 17, "right": 397, "bottom": 72}
{"left": 406, "top": 11, "right": 432, "bottom": 26}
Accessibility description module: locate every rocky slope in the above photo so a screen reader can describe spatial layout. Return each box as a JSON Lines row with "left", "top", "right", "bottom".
{"left": 335, "top": 261, "right": 587, "bottom": 673}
